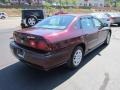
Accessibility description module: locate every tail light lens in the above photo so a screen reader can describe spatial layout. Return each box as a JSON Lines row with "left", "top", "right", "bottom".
{"left": 29, "top": 39, "right": 51, "bottom": 51}
{"left": 13, "top": 32, "right": 51, "bottom": 51}
{"left": 29, "top": 40, "right": 36, "bottom": 48}
{"left": 37, "top": 41, "right": 49, "bottom": 51}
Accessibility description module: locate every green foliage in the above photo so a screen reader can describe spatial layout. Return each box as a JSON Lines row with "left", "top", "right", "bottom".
{"left": 49, "top": 0, "right": 77, "bottom": 6}
{"left": 105, "top": 0, "right": 120, "bottom": 7}
{"left": 44, "top": 2, "right": 52, "bottom": 9}
{"left": 0, "top": 0, "right": 10, "bottom": 3}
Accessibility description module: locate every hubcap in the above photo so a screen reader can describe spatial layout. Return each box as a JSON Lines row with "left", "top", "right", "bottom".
{"left": 73, "top": 49, "right": 82, "bottom": 67}
{"left": 28, "top": 18, "right": 36, "bottom": 26}
{"left": 107, "top": 33, "right": 110, "bottom": 44}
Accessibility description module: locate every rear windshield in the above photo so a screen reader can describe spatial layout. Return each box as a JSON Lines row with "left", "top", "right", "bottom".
{"left": 34, "top": 15, "right": 75, "bottom": 30}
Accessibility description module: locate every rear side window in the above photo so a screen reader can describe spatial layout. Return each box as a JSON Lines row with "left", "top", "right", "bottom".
{"left": 74, "top": 20, "right": 81, "bottom": 30}
{"left": 80, "top": 18, "right": 94, "bottom": 29}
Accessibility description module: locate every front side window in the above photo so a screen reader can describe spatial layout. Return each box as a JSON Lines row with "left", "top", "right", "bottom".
{"left": 34, "top": 15, "right": 75, "bottom": 30}
{"left": 80, "top": 18, "right": 94, "bottom": 29}
{"left": 92, "top": 18, "right": 102, "bottom": 28}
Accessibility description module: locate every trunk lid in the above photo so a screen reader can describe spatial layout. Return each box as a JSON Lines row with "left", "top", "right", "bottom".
{"left": 13, "top": 27, "right": 63, "bottom": 51}
{"left": 17, "top": 27, "right": 62, "bottom": 36}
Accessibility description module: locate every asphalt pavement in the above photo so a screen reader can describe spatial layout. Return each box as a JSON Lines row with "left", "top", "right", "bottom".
{"left": 0, "top": 18, "right": 120, "bottom": 90}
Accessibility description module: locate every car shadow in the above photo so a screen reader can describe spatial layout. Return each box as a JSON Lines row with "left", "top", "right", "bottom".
{"left": 0, "top": 45, "right": 107, "bottom": 90}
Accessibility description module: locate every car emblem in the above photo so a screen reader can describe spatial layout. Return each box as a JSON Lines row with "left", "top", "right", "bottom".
{"left": 27, "top": 36, "right": 35, "bottom": 39}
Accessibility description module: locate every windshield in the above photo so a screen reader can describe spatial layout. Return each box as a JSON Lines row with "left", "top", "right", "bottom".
{"left": 34, "top": 15, "right": 75, "bottom": 30}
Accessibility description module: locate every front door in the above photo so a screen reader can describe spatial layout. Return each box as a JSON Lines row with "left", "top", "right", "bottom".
{"left": 92, "top": 17, "right": 108, "bottom": 44}
{"left": 80, "top": 17, "right": 98, "bottom": 51}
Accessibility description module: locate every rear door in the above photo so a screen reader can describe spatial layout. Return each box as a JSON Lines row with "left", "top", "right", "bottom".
{"left": 80, "top": 17, "right": 98, "bottom": 50}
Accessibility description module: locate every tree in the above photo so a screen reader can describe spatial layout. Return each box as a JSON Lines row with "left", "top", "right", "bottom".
{"left": 105, "top": 0, "right": 120, "bottom": 7}
{"left": 1, "top": 0, "right": 10, "bottom": 3}
{"left": 26, "top": 0, "right": 33, "bottom": 5}
{"left": 65, "top": 0, "right": 68, "bottom": 6}
{"left": 46, "top": 0, "right": 53, "bottom": 4}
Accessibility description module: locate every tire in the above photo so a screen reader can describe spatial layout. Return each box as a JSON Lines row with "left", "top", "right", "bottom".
{"left": 1, "top": 16, "right": 5, "bottom": 19}
{"left": 67, "top": 46, "right": 84, "bottom": 69}
{"left": 118, "top": 24, "right": 120, "bottom": 26}
{"left": 104, "top": 32, "right": 111, "bottom": 45}
{"left": 26, "top": 16, "right": 38, "bottom": 27}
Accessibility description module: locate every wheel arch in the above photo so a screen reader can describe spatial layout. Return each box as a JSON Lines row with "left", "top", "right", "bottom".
{"left": 74, "top": 43, "right": 86, "bottom": 54}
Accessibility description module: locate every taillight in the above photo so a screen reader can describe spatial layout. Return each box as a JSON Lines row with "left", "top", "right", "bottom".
{"left": 29, "top": 39, "right": 51, "bottom": 51}
{"left": 37, "top": 41, "right": 49, "bottom": 50}
{"left": 29, "top": 40, "right": 36, "bottom": 48}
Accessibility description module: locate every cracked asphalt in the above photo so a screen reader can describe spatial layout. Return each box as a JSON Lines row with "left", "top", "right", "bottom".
{"left": 0, "top": 18, "right": 120, "bottom": 90}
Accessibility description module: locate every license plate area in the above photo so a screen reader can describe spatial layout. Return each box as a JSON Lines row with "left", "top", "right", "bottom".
{"left": 17, "top": 48, "right": 25, "bottom": 58}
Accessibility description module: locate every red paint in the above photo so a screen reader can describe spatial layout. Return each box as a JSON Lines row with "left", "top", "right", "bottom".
{"left": 29, "top": 40, "right": 36, "bottom": 48}
{"left": 10, "top": 14, "right": 111, "bottom": 70}
{"left": 37, "top": 41, "right": 49, "bottom": 50}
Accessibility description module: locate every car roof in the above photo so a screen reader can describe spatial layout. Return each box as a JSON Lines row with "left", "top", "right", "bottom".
{"left": 91, "top": 12, "right": 107, "bottom": 15}
{"left": 58, "top": 13, "right": 92, "bottom": 17}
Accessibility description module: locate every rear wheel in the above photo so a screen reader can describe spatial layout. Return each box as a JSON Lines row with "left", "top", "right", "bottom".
{"left": 67, "top": 46, "right": 83, "bottom": 69}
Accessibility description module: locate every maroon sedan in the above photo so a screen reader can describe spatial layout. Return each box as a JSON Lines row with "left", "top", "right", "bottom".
{"left": 10, "top": 14, "right": 111, "bottom": 70}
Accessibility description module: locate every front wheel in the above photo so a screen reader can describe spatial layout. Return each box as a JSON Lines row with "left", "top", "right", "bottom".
{"left": 67, "top": 46, "right": 83, "bottom": 69}
{"left": 1, "top": 16, "right": 6, "bottom": 19}
{"left": 118, "top": 24, "right": 120, "bottom": 26}
{"left": 104, "top": 32, "right": 111, "bottom": 45}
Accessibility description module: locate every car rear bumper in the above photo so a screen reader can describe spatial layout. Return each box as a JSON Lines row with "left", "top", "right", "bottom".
{"left": 110, "top": 19, "right": 120, "bottom": 24}
{"left": 10, "top": 41, "right": 71, "bottom": 70}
